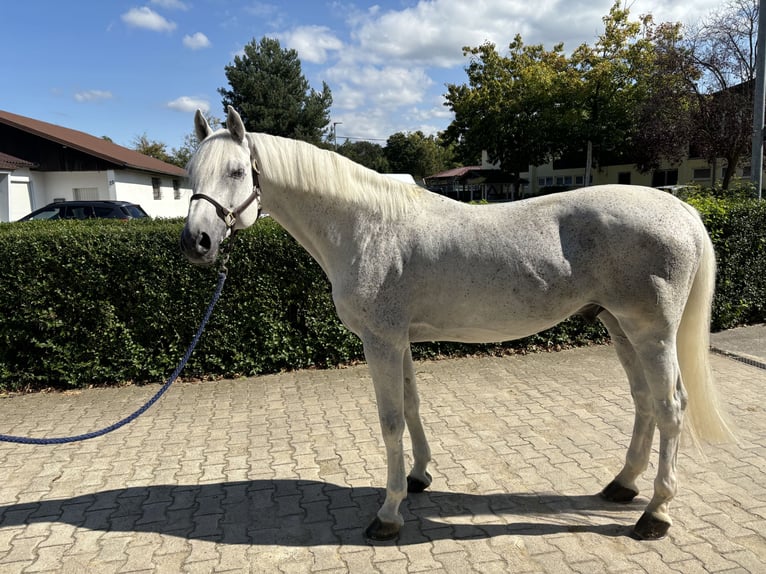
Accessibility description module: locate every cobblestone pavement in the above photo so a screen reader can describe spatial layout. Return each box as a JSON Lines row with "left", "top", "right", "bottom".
{"left": 0, "top": 344, "right": 763, "bottom": 573}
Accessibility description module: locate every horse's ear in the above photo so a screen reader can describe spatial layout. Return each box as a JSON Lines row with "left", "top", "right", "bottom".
{"left": 226, "top": 105, "right": 246, "bottom": 144}
{"left": 194, "top": 109, "right": 212, "bottom": 142}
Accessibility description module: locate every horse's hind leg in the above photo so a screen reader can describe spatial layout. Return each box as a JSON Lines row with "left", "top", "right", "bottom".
{"left": 403, "top": 346, "right": 432, "bottom": 493}
{"left": 599, "top": 312, "right": 655, "bottom": 504}
{"left": 631, "top": 335, "right": 687, "bottom": 540}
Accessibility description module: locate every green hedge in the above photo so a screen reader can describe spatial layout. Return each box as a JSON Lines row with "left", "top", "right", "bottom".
{"left": 686, "top": 194, "right": 766, "bottom": 329}
{"left": 0, "top": 192, "right": 762, "bottom": 392}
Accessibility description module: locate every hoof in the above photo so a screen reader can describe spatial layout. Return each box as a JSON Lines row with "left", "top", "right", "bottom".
{"left": 365, "top": 517, "right": 401, "bottom": 542}
{"left": 407, "top": 472, "right": 432, "bottom": 493}
{"left": 601, "top": 480, "right": 639, "bottom": 503}
{"left": 632, "top": 512, "right": 671, "bottom": 540}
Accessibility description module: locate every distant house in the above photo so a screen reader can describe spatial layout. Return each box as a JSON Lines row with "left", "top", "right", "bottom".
{"left": 424, "top": 165, "right": 523, "bottom": 202}
{"left": 0, "top": 110, "right": 191, "bottom": 222}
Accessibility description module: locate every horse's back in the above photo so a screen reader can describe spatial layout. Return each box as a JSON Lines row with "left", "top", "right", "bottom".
{"left": 394, "top": 185, "right": 708, "bottom": 343}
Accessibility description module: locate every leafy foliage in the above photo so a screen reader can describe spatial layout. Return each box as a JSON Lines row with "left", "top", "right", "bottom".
{"left": 444, "top": 35, "right": 575, "bottom": 182}
{"left": 218, "top": 37, "right": 332, "bottom": 145}
{"left": 0, "top": 196, "right": 762, "bottom": 392}
{"left": 384, "top": 131, "right": 455, "bottom": 181}
{"left": 687, "top": 190, "right": 766, "bottom": 328}
{"left": 336, "top": 140, "right": 390, "bottom": 173}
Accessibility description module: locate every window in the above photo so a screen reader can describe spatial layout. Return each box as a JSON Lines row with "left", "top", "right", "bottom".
{"left": 651, "top": 169, "right": 678, "bottom": 187}
{"left": 173, "top": 179, "right": 181, "bottom": 200}
{"left": 152, "top": 177, "right": 161, "bottom": 200}
{"left": 742, "top": 165, "right": 752, "bottom": 178}
{"left": 693, "top": 168, "right": 712, "bottom": 180}
{"left": 73, "top": 187, "right": 99, "bottom": 201}
{"left": 618, "top": 172, "right": 631, "bottom": 185}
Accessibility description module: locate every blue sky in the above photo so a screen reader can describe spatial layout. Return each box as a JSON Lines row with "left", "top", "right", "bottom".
{"left": 2, "top": 1, "right": 722, "bottom": 151}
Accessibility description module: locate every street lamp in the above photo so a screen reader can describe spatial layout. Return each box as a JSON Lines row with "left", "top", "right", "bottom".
{"left": 332, "top": 122, "right": 343, "bottom": 150}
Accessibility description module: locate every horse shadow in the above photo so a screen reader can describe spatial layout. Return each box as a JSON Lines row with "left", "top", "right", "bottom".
{"left": 0, "top": 480, "right": 641, "bottom": 546}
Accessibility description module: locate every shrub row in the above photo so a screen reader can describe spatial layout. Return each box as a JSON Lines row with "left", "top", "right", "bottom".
{"left": 0, "top": 192, "right": 762, "bottom": 392}
{"left": 686, "top": 193, "right": 766, "bottom": 329}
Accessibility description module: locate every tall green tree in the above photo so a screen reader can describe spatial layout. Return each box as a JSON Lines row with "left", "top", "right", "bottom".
{"left": 218, "top": 37, "right": 333, "bottom": 144}
{"left": 384, "top": 131, "right": 455, "bottom": 180}
{"left": 444, "top": 36, "right": 576, "bottom": 189}
{"left": 568, "top": 3, "right": 659, "bottom": 181}
{"left": 336, "top": 140, "right": 390, "bottom": 173}
{"left": 631, "top": 22, "right": 700, "bottom": 173}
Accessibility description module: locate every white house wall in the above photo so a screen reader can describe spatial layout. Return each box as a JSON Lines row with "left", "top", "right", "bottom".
{"left": 1, "top": 169, "right": 192, "bottom": 221}
{"left": 113, "top": 170, "right": 191, "bottom": 218}
{"left": 34, "top": 171, "right": 108, "bottom": 207}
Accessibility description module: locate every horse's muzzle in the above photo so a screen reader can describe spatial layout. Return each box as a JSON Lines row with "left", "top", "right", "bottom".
{"left": 180, "top": 227, "right": 217, "bottom": 265}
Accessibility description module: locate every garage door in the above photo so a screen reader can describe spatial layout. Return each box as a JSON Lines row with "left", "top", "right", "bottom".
{"left": 10, "top": 180, "right": 32, "bottom": 221}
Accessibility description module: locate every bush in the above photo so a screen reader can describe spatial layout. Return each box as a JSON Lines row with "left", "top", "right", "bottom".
{"left": 0, "top": 189, "right": 762, "bottom": 392}
{"left": 687, "top": 191, "right": 766, "bottom": 329}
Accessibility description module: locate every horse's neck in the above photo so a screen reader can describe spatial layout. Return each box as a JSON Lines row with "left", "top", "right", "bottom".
{"left": 252, "top": 134, "right": 372, "bottom": 278}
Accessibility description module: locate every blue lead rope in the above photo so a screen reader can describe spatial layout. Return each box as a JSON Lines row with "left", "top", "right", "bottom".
{"left": 0, "top": 271, "right": 228, "bottom": 445}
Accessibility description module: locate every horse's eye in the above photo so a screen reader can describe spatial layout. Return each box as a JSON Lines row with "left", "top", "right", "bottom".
{"left": 230, "top": 168, "right": 245, "bottom": 179}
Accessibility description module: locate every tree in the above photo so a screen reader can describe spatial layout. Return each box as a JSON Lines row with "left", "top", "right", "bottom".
{"left": 336, "top": 140, "right": 390, "bottom": 173}
{"left": 384, "top": 131, "right": 455, "bottom": 180}
{"left": 444, "top": 36, "right": 576, "bottom": 189}
{"left": 218, "top": 37, "right": 332, "bottom": 144}
{"left": 686, "top": 0, "right": 759, "bottom": 189}
{"left": 132, "top": 133, "right": 173, "bottom": 164}
{"left": 631, "top": 22, "right": 700, "bottom": 172}
{"left": 568, "top": 3, "right": 661, "bottom": 181}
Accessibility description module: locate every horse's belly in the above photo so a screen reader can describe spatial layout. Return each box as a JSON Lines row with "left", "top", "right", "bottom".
{"left": 408, "top": 318, "right": 559, "bottom": 344}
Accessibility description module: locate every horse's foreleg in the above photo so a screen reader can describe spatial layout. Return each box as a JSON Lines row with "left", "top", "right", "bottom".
{"left": 632, "top": 339, "right": 687, "bottom": 540}
{"left": 363, "top": 337, "right": 408, "bottom": 541}
{"left": 599, "top": 312, "right": 655, "bottom": 503}
{"left": 403, "top": 347, "right": 432, "bottom": 493}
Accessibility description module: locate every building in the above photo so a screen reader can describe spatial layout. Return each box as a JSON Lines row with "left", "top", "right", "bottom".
{"left": 0, "top": 110, "right": 191, "bottom": 222}
{"left": 425, "top": 157, "right": 522, "bottom": 202}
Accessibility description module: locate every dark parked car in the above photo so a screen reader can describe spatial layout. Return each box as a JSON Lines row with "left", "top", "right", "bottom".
{"left": 19, "top": 200, "right": 149, "bottom": 221}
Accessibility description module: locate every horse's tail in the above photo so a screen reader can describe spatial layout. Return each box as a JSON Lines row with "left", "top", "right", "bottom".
{"left": 677, "top": 210, "right": 734, "bottom": 445}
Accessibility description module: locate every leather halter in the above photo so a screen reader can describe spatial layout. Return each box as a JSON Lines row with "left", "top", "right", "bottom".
{"left": 190, "top": 158, "right": 262, "bottom": 230}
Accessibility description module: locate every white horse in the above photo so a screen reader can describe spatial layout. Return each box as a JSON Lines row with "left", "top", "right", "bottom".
{"left": 181, "top": 106, "right": 732, "bottom": 541}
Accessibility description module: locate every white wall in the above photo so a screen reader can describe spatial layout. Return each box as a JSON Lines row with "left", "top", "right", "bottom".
{"left": 2, "top": 168, "right": 192, "bottom": 221}
{"left": 0, "top": 168, "right": 35, "bottom": 221}
{"left": 113, "top": 170, "right": 191, "bottom": 218}
{"left": 35, "top": 171, "right": 108, "bottom": 206}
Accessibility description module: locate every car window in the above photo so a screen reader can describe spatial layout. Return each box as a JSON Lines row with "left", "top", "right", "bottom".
{"left": 94, "top": 206, "right": 119, "bottom": 218}
{"left": 123, "top": 205, "right": 148, "bottom": 218}
{"left": 26, "top": 207, "right": 62, "bottom": 220}
{"left": 66, "top": 206, "right": 94, "bottom": 219}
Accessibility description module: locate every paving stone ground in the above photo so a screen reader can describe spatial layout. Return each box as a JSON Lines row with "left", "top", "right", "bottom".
{"left": 0, "top": 344, "right": 763, "bottom": 573}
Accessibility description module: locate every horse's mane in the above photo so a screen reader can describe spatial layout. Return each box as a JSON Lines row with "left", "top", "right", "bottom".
{"left": 247, "top": 133, "right": 423, "bottom": 219}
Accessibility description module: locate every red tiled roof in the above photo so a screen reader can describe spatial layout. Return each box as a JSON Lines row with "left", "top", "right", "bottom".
{"left": 427, "top": 166, "right": 483, "bottom": 179}
{"left": 0, "top": 109, "right": 186, "bottom": 177}
{"left": 0, "top": 151, "right": 36, "bottom": 171}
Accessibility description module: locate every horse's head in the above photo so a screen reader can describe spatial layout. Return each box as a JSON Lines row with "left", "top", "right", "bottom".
{"left": 180, "top": 106, "right": 261, "bottom": 266}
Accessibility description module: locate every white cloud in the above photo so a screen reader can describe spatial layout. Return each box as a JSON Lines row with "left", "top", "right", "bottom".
{"left": 329, "top": 64, "right": 432, "bottom": 110}
{"left": 150, "top": 0, "right": 188, "bottom": 9}
{"left": 167, "top": 96, "right": 210, "bottom": 113}
{"left": 183, "top": 32, "right": 211, "bottom": 50}
{"left": 74, "top": 90, "right": 114, "bottom": 103}
{"left": 280, "top": 25, "right": 343, "bottom": 64}
{"left": 347, "top": 0, "right": 725, "bottom": 71}
{"left": 121, "top": 7, "right": 176, "bottom": 32}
